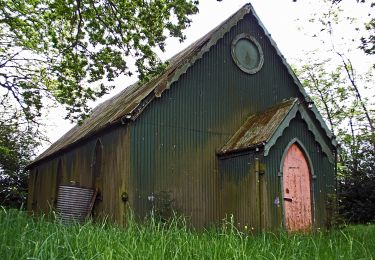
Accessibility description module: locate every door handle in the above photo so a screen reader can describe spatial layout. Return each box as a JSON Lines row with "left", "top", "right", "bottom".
{"left": 284, "top": 197, "right": 292, "bottom": 202}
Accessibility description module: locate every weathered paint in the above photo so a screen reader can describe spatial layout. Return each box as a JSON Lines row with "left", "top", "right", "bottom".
{"left": 27, "top": 126, "right": 131, "bottom": 226}
{"left": 27, "top": 6, "right": 336, "bottom": 232}
{"left": 27, "top": 5, "right": 254, "bottom": 166}
{"left": 29, "top": 3, "right": 335, "bottom": 169}
{"left": 129, "top": 13, "right": 302, "bottom": 228}
{"left": 218, "top": 98, "right": 297, "bottom": 155}
{"left": 282, "top": 143, "right": 312, "bottom": 232}
{"left": 218, "top": 152, "right": 259, "bottom": 231}
{"left": 264, "top": 114, "right": 335, "bottom": 230}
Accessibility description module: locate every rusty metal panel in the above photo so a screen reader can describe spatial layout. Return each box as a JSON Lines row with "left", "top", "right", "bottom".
{"left": 218, "top": 152, "right": 264, "bottom": 232}
{"left": 218, "top": 98, "right": 297, "bottom": 155}
{"left": 129, "top": 13, "right": 301, "bottom": 229}
{"left": 56, "top": 185, "right": 94, "bottom": 223}
{"left": 27, "top": 125, "right": 131, "bottom": 226}
{"left": 27, "top": 7, "right": 335, "bottom": 231}
{"left": 28, "top": 2, "right": 334, "bottom": 169}
{"left": 283, "top": 144, "right": 312, "bottom": 232}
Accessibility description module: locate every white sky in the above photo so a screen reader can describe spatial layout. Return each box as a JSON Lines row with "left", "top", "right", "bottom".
{"left": 41, "top": 0, "right": 374, "bottom": 151}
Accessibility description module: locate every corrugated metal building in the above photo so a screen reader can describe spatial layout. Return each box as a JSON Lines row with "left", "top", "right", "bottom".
{"left": 27, "top": 4, "right": 336, "bottom": 232}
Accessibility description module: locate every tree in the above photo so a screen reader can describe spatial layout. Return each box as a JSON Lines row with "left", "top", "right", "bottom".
{"left": 0, "top": 0, "right": 203, "bottom": 208}
{"left": 338, "top": 141, "right": 375, "bottom": 223}
{"left": 0, "top": 0, "right": 199, "bottom": 122}
{"left": 295, "top": 58, "right": 348, "bottom": 136}
{"left": 294, "top": 0, "right": 374, "bottom": 223}
{"left": 0, "top": 99, "right": 40, "bottom": 208}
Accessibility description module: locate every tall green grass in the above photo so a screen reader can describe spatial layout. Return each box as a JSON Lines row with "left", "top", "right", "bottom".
{"left": 1, "top": 208, "right": 374, "bottom": 259}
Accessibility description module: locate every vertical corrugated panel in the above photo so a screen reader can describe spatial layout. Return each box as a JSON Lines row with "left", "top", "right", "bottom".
{"left": 27, "top": 169, "right": 38, "bottom": 212}
{"left": 264, "top": 115, "right": 335, "bottom": 230}
{"left": 94, "top": 126, "right": 131, "bottom": 224}
{"left": 218, "top": 152, "right": 263, "bottom": 231}
{"left": 56, "top": 185, "right": 94, "bottom": 224}
{"left": 28, "top": 12, "right": 334, "bottom": 230}
{"left": 29, "top": 161, "right": 56, "bottom": 213}
{"left": 28, "top": 125, "right": 131, "bottom": 226}
{"left": 130, "top": 13, "right": 304, "bottom": 228}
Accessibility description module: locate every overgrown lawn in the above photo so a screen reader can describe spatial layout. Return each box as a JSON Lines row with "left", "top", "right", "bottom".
{"left": 1, "top": 208, "right": 374, "bottom": 259}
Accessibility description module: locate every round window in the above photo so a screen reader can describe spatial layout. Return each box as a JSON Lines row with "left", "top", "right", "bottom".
{"left": 231, "top": 33, "right": 264, "bottom": 74}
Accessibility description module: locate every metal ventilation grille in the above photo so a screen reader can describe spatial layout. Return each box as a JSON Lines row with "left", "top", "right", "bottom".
{"left": 56, "top": 185, "right": 94, "bottom": 224}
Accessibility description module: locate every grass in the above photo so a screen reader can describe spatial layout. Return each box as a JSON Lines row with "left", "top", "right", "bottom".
{"left": 1, "top": 208, "right": 374, "bottom": 259}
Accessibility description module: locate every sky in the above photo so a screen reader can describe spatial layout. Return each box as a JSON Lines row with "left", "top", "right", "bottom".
{"left": 41, "top": 0, "right": 373, "bottom": 151}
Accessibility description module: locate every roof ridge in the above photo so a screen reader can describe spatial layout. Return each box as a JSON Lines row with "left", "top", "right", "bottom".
{"left": 29, "top": 4, "right": 253, "bottom": 167}
{"left": 29, "top": 3, "right": 335, "bottom": 168}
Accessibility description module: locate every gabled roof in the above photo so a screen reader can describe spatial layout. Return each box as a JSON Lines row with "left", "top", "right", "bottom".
{"left": 218, "top": 98, "right": 297, "bottom": 155}
{"left": 218, "top": 98, "right": 335, "bottom": 163}
{"left": 29, "top": 3, "right": 335, "bottom": 168}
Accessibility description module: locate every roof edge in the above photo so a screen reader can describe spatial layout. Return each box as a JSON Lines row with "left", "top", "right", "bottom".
{"left": 217, "top": 98, "right": 298, "bottom": 156}
{"left": 26, "top": 119, "right": 125, "bottom": 169}
{"left": 250, "top": 7, "right": 336, "bottom": 146}
{"left": 29, "top": 4, "right": 254, "bottom": 167}
{"left": 30, "top": 3, "right": 336, "bottom": 167}
{"left": 263, "top": 103, "right": 335, "bottom": 163}
{"left": 154, "top": 4, "right": 252, "bottom": 97}
{"left": 216, "top": 141, "right": 264, "bottom": 157}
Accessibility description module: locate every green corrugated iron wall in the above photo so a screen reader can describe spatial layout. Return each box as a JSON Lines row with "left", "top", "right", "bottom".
{"left": 218, "top": 152, "right": 266, "bottom": 232}
{"left": 129, "top": 13, "right": 307, "bottom": 228}
{"left": 27, "top": 126, "right": 131, "bottom": 225}
{"left": 27, "top": 162, "right": 58, "bottom": 214}
{"left": 264, "top": 114, "right": 335, "bottom": 230}
{"left": 28, "top": 11, "right": 335, "bottom": 231}
{"left": 27, "top": 139, "right": 96, "bottom": 214}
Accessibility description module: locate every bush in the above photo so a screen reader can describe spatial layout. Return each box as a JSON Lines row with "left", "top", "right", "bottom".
{"left": 338, "top": 143, "right": 375, "bottom": 223}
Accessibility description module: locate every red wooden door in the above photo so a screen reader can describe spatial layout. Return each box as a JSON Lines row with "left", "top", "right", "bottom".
{"left": 282, "top": 143, "right": 312, "bottom": 232}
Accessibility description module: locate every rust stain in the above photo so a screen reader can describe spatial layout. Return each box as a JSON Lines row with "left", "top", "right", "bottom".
{"left": 218, "top": 98, "right": 297, "bottom": 155}
{"left": 283, "top": 143, "right": 312, "bottom": 232}
{"left": 28, "top": 6, "right": 249, "bottom": 168}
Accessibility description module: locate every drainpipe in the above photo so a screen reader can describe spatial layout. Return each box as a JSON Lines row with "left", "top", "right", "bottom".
{"left": 255, "top": 158, "right": 262, "bottom": 230}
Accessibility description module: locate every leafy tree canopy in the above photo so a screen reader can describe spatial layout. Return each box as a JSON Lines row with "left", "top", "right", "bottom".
{"left": 0, "top": 0, "right": 199, "bottom": 122}
{"left": 0, "top": 0, "right": 204, "bottom": 208}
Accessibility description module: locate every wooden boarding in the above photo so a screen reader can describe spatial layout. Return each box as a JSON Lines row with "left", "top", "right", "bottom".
{"left": 86, "top": 187, "right": 98, "bottom": 218}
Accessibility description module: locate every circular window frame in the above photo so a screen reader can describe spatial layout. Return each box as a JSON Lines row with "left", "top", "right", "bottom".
{"left": 231, "top": 33, "right": 264, "bottom": 74}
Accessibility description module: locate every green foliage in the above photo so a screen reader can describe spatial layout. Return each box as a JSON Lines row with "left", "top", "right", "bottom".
{"left": 0, "top": 0, "right": 199, "bottom": 122}
{"left": 0, "top": 119, "right": 39, "bottom": 208}
{"left": 360, "top": 17, "right": 375, "bottom": 57}
{"left": 0, "top": 0, "right": 200, "bottom": 209}
{"left": 1, "top": 208, "right": 375, "bottom": 259}
{"left": 297, "top": 55, "right": 375, "bottom": 222}
{"left": 295, "top": 0, "right": 374, "bottom": 224}
{"left": 338, "top": 142, "right": 375, "bottom": 223}
{"left": 295, "top": 59, "right": 348, "bottom": 136}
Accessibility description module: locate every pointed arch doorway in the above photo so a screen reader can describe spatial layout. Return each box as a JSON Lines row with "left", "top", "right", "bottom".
{"left": 91, "top": 140, "right": 103, "bottom": 219}
{"left": 282, "top": 141, "right": 313, "bottom": 232}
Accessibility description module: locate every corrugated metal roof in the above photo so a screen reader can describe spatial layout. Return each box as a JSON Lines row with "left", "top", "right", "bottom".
{"left": 218, "top": 98, "right": 297, "bottom": 155}
{"left": 29, "top": 3, "right": 335, "bottom": 167}
{"left": 29, "top": 4, "right": 252, "bottom": 167}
